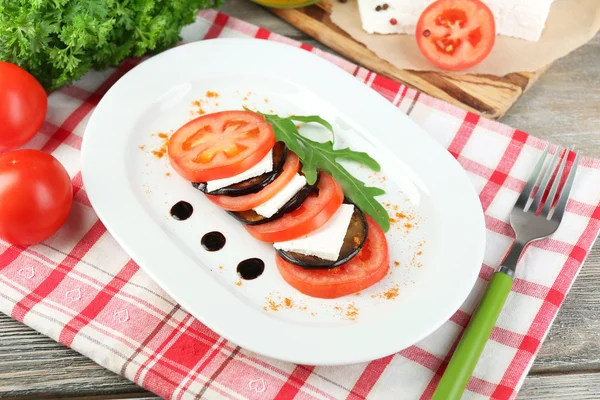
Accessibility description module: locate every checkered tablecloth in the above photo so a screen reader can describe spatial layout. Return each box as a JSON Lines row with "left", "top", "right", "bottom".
{"left": 1, "top": 10, "right": 599, "bottom": 400}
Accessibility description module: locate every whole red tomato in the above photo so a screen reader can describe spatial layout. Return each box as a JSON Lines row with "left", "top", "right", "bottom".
{"left": 0, "top": 150, "right": 73, "bottom": 245}
{"left": 0, "top": 62, "right": 48, "bottom": 153}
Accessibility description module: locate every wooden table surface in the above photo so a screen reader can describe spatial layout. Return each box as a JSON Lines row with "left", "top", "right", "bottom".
{"left": 1, "top": 1, "right": 599, "bottom": 399}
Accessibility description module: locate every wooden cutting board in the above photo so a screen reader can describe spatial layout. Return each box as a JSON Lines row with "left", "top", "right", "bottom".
{"left": 265, "top": 0, "right": 550, "bottom": 120}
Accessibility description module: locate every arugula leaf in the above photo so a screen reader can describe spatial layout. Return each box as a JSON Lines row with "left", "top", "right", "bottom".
{"left": 261, "top": 113, "right": 306, "bottom": 160}
{"left": 252, "top": 109, "right": 390, "bottom": 232}
{"left": 288, "top": 115, "right": 334, "bottom": 138}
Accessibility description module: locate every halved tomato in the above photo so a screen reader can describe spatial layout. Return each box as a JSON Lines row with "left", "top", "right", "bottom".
{"left": 168, "top": 111, "right": 276, "bottom": 182}
{"left": 245, "top": 172, "right": 343, "bottom": 242}
{"left": 416, "top": 0, "right": 496, "bottom": 71}
{"left": 205, "top": 152, "right": 300, "bottom": 211}
{"left": 276, "top": 215, "right": 389, "bottom": 299}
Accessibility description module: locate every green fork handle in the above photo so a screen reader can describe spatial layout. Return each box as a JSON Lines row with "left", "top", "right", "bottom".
{"left": 432, "top": 272, "right": 514, "bottom": 400}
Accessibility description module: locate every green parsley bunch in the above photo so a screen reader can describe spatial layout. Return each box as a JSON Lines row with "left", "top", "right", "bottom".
{"left": 0, "top": 0, "right": 222, "bottom": 91}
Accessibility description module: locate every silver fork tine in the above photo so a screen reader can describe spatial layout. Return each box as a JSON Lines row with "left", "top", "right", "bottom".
{"left": 552, "top": 152, "right": 580, "bottom": 221}
{"left": 516, "top": 143, "right": 550, "bottom": 209}
{"left": 530, "top": 146, "right": 561, "bottom": 213}
{"left": 542, "top": 147, "right": 569, "bottom": 217}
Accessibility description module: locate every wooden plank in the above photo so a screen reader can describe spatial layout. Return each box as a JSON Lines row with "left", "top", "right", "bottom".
{"left": 2, "top": 393, "right": 157, "bottom": 400}
{"left": 0, "top": 312, "right": 144, "bottom": 398}
{"left": 518, "top": 372, "right": 600, "bottom": 399}
{"left": 264, "top": 0, "right": 548, "bottom": 120}
{"left": 501, "top": 33, "right": 600, "bottom": 157}
{"left": 530, "top": 244, "right": 600, "bottom": 374}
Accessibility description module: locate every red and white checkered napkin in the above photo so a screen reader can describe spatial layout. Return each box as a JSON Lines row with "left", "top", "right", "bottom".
{"left": 1, "top": 10, "right": 599, "bottom": 400}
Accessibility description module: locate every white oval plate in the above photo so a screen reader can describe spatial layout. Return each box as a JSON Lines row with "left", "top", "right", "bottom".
{"left": 82, "top": 38, "right": 485, "bottom": 366}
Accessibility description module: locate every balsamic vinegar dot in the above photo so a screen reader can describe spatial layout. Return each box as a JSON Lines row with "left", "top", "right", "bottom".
{"left": 237, "top": 258, "right": 265, "bottom": 280}
{"left": 170, "top": 201, "right": 193, "bottom": 220}
{"left": 201, "top": 231, "right": 226, "bottom": 252}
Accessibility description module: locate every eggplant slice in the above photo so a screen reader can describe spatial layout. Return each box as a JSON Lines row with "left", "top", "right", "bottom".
{"left": 276, "top": 202, "right": 368, "bottom": 269}
{"left": 192, "top": 142, "right": 287, "bottom": 197}
{"left": 226, "top": 174, "right": 319, "bottom": 225}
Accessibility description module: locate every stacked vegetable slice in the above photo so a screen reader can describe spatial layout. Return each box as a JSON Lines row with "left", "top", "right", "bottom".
{"left": 168, "top": 110, "right": 389, "bottom": 299}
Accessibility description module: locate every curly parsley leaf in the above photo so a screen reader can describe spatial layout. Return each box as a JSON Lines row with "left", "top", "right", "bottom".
{"left": 251, "top": 109, "right": 390, "bottom": 232}
{"left": 0, "top": 0, "right": 223, "bottom": 91}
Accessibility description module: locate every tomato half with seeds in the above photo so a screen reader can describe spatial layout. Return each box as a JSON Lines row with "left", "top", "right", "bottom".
{"left": 416, "top": 0, "right": 496, "bottom": 71}
{"left": 168, "top": 111, "right": 276, "bottom": 182}
{"left": 205, "top": 152, "right": 301, "bottom": 211}
{"left": 276, "top": 215, "right": 389, "bottom": 299}
{"left": 245, "top": 172, "right": 344, "bottom": 242}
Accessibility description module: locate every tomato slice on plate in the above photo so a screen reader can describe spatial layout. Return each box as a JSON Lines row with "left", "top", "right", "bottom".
{"left": 168, "top": 111, "right": 276, "bottom": 182}
{"left": 276, "top": 215, "right": 389, "bottom": 299}
{"left": 245, "top": 172, "right": 344, "bottom": 242}
{"left": 206, "top": 152, "right": 301, "bottom": 211}
{"left": 416, "top": 0, "right": 496, "bottom": 71}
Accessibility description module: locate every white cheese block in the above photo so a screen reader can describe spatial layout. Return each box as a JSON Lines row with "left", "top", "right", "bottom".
{"left": 357, "top": 0, "right": 554, "bottom": 42}
{"left": 205, "top": 150, "right": 273, "bottom": 192}
{"left": 253, "top": 173, "right": 307, "bottom": 218}
{"left": 484, "top": 0, "right": 555, "bottom": 42}
{"left": 358, "top": 0, "right": 431, "bottom": 35}
{"left": 273, "top": 204, "right": 355, "bottom": 261}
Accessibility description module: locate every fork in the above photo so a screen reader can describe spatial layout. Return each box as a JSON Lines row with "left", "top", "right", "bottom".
{"left": 432, "top": 144, "right": 581, "bottom": 400}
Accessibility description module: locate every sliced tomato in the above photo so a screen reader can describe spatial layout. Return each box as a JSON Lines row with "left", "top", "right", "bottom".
{"left": 206, "top": 152, "right": 300, "bottom": 211}
{"left": 276, "top": 215, "right": 389, "bottom": 299}
{"left": 245, "top": 172, "right": 343, "bottom": 242}
{"left": 416, "top": 0, "right": 496, "bottom": 71}
{"left": 168, "top": 111, "right": 276, "bottom": 182}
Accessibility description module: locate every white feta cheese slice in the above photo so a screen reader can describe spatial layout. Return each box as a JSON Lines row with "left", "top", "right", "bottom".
{"left": 253, "top": 173, "right": 307, "bottom": 218}
{"left": 357, "top": 0, "right": 554, "bottom": 41}
{"left": 484, "top": 0, "right": 555, "bottom": 42}
{"left": 205, "top": 150, "right": 273, "bottom": 192}
{"left": 358, "top": 0, "right": 432, "bottom": 35}
{"left": 273, "top": 204, "right": 355, "bottom": 262}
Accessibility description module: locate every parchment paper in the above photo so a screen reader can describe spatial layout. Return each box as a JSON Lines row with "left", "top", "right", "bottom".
{"left": 331, "top": 0, "right": 600, "bottom": 75}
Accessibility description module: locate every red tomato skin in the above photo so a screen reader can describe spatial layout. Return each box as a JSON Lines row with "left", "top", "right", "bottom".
{"left": 245, "top": 172, "right": 344, "bottom": 242}
{"left": 0, "top": 150, "right": 73, "bottom": 245}
{"left": 415, "top": 0, "right": 496, "bottom": 71}
{"left": 168, "top": 111, "right": 276, "bottom": 182}
{"left": 275, "top": 215, "right": 389, "bottom": 299}
{"left": 0, "top": 62, "right": 48, "bottom": 153}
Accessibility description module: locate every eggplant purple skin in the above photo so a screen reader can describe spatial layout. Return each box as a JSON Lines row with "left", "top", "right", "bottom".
{"left": 192, "top": 142, "right": 287, "bottom": 197}
{"left": 225, "top": 175, "right": 319, "bottom": 225}
{"left": 275, "top": 203, "right": 368, "bottom": 270}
